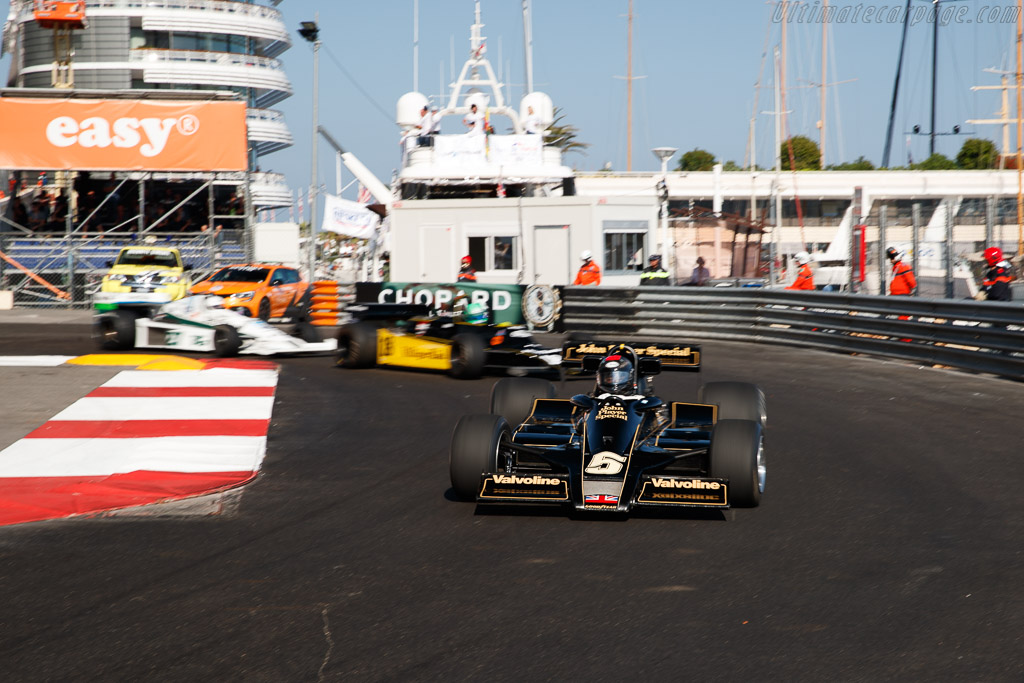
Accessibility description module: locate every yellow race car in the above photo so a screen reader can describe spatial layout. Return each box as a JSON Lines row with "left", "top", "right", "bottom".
{"left": 335, "top": 302, "right": 561, "bottom": 380}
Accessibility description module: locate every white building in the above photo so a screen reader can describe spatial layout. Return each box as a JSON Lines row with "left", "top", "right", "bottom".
{"left": 390, "top": 168, "right": 1024, "bottom": 287}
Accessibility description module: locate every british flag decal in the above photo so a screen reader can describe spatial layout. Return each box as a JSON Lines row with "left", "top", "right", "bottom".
{"left": 585, "top": 494, "right": 619, "bottom": 505}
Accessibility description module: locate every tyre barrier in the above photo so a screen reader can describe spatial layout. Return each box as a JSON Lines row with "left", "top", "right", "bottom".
{"left": 308, "top": 281, "right": 354, "bottom": 327}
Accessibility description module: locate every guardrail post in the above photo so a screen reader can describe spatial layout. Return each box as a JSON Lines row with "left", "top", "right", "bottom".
{"left": 945, "top": 196, "right": 955, "bottom": 299}
{"left": 986, "top": 196, "right": 994, "bottom": 247}
{"left": 878, "top": 205, "right": 888, "bottom": 295}
{"left": 912, "top": 203, "right": 921, "bottom": 298}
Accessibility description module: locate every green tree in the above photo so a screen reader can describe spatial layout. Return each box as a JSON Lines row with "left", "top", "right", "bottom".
{"left": 913, "top": 153, "right": 956, "bottom": 170}
{"left": 828, "top": 156, "right": 875, "bottom": 171}
{"left": 956, "top": 138, "right": 998, "bottom": 169}
{"left": 544, "top": 107, "right": 589, "bottom": 157}
{"left": 678, "top": 148, "right": 716, "bottom": 172}
{"left": 780, "top": 135, "right": 821, "bottom": 170}
{"left": 722, "top": 160, "right": 744, "bottom": 171}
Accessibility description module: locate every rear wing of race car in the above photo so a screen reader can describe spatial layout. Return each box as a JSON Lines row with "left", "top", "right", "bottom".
{"left": 561, "top": 340, "right": 701, "bottom": 373}
{"left": 345, "top": 302, "right": 433, "bottom": 323}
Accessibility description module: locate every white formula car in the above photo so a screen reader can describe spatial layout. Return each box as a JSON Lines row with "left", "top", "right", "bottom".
{"left": 94, "top": 295, "right": 337, "bottom": 357}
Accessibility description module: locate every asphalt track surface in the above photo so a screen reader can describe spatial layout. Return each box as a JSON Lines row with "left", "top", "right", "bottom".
{"left": 1, "top": 319, "right": 1022, "bottom": 681}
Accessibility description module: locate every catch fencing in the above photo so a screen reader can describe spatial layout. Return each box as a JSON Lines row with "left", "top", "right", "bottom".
{"left": 561, "top": 286, "right": 1024, "bottom": 381}
{"left": 0, "top": 231, "right": 249, "bottom": 307}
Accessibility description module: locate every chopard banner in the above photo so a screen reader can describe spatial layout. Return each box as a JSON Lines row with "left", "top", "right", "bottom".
{"left": 320, "top": 193, "right": 379, "bottom": 239}
{"left": 0, "top": 98, "right": 247, "bottom": 171}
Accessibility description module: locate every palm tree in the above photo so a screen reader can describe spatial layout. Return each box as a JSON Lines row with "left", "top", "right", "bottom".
{"left": 544, "top": 107, "right": 590, "bottom": 157}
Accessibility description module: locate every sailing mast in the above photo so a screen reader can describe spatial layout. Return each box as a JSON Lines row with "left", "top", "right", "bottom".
{"left": 819, "top": 0, "right": 828, "bottom": 168}
{"left": 627, "top": 0, "right": 633, "bottom": 171}
{"left": 882, "top": 0, "right": 913, "bottom": 168}
{"left": 1017, "top": 0, "right": 1023, "bottom": 253}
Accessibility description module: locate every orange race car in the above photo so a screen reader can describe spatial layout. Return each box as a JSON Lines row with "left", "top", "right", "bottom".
{"left": 189, "top": 264, "right": 310, "bottom": 320}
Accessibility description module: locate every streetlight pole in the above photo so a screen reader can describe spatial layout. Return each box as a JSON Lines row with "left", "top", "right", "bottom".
{"left": 300, "top": 19, "right": 320, "bottom": 281}
{"left": 652, "top": 147, "right": 677, "bottom": 282}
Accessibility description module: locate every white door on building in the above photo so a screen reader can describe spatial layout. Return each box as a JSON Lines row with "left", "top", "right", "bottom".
{"left": 533, "top": 224, "right": 571, "bottom": 285}
{"left": 419, "top": 225, "right": 455, "bottom": 281}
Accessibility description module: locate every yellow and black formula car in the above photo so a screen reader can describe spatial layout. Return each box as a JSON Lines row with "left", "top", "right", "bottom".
{"left": 335, "top": 303, "right": 561, "bottom": 380}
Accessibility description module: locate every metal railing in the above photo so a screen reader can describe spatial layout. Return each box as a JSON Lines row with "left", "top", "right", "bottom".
{"left": 561, "top": 287, "right": 1024, "bottom": 381}
{"left": 130, "top": 49, "right": 282, "bottom": 71}
{"left": 13, "top": 0, "right": 283, "bottom": 21}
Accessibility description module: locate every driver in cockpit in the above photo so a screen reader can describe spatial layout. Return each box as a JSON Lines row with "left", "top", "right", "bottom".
{"left": 595, "top": 352, "right": 637, "bottom": 397}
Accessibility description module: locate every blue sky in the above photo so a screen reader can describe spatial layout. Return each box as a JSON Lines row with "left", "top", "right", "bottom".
{"left": 269, "top": 0, "right": 1021, "bottom": 199}
{"left": 4, "top": 0, "right": 1023, "bottom": 202}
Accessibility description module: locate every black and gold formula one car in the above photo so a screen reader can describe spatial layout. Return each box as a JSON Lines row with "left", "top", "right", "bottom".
{"left": 334, "top": 303, "right": 561, "bottom": 380}
{"left": 448, "top": 340, "right": 767, "bottom": 514}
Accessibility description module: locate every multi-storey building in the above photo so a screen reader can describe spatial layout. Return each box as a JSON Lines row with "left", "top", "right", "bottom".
{"left": 2, "top": 0, "right": 293, "bottom": 209}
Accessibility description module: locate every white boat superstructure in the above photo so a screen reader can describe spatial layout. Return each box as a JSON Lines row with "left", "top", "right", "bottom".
{"left": 395, "top": 2, "right": 573, "bottom": 200}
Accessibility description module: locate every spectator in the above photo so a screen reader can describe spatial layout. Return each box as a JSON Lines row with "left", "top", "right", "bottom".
{"left": 463, "top": 104, "right": 484, "bottom": 135}
{"left": 640, "top": 253, "right": 670, "bottom": 286}
{"left": 415, "top": 105, "right": 434, "bottom": 147}
{"left": 429, "top": 106, "right": 442, "bottom": 135}
{"left": 522, "top": 105, "right": 542, "bottom": 134}
{"left": 980, "top": 247, "right": 1014, "bottom": 301}
{"left": 886, "top": 247, "right": 916, "bottom": 296}
{"left": 457, "top": 255, "right": 477, "bottom": 282}
{"left": 687, "top": 256, "right": 710, "bottom": 286}
{"left": 786, "top": 251, "right": 815, "bottom": 290}
{"left": 574, "top": 250, "right": 601, "bottom": 285}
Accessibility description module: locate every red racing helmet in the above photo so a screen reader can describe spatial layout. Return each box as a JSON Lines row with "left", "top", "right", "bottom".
{"left": 461, "top": 255, "right": 472, "bottom": 266}
{"left": 984, "top": 247, "right": 1003, "bottom": 266}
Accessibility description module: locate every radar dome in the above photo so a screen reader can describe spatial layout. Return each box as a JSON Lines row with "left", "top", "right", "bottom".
{"left": 520, "top": 92, "right": 554, "bottom": 127}
{"left": 397, "top": 92, "right": 429, "bottom": 129}
{"left": 465, "top": 92, "right": 491, "bottom": 111}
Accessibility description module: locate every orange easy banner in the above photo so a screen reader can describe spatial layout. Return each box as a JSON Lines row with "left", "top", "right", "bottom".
{"left": 0, "top": 98, "right": 247, "bottom": 171}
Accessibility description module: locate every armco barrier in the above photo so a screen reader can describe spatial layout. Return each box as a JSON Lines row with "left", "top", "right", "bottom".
{"left": 561, "top": 287, "right": 1024, "bottom": 381}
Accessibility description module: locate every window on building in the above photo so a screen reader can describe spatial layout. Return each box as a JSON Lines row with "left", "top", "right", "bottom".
{"left": 602, "top": 221, "right": 648, "bottom": 273}
{"left": 468, "top": 236, "right": 518, "bottom": 271}
{"left": 129, "top": 28, "right": 147, "bottom": 50}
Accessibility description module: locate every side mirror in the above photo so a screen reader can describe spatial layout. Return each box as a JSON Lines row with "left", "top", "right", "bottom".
{"left": 184, "top": 264, "right": 193, "bottom": 271}
{"left": 570, "top": 394, "right": 594, "bottom": 409}
{"left": 271, "top": 278, "right": 283, "bottom": 286}
{"left": 105, "top": 260, "right": 113, "bottom": 268}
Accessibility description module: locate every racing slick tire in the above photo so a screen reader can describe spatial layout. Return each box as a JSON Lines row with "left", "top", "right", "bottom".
{"left": 709, "top": 419, "right": 764, "bottom": 508}
{"left": 257, "top": 297, "right": 272, "bottom": 322}
{"left": 336, "top": 322, "right": 377, "bottom": 368}
{"left": 291, "top": 321, "right": 321, "bottom": 343}
{"left": 450, "top": 414, "right": 510, "bottom": 500}
{"left": 698, "top": 381, "right": 766, "bottom": 427}
{"left": 94, "top": 309, "right": 137, "bottom": 351}
{"left": 213, "top": 325, "right": 242, "bottom": 357}
{"left": 490, "top": 377, "right": 556, "bottom": 426}
{"left": 449, "top": 333, "right": 485, "bottom": 380}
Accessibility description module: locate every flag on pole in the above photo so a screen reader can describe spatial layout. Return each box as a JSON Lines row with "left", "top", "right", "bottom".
{"left": 297, "top": 190, "right": 304, "bottom": 223}
{"left": 357, "top": 183, "right": 372, "bottom": 205}
{"left": 321, "top": 193, "right": 379, "bottom": 239}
